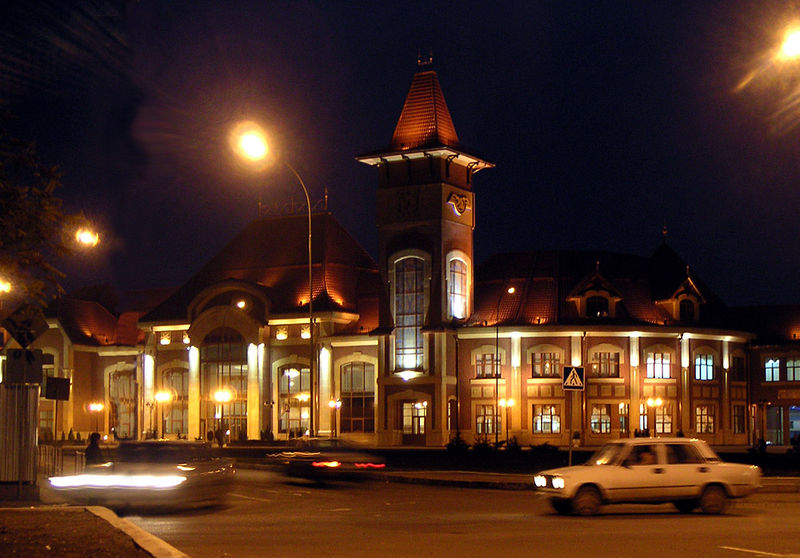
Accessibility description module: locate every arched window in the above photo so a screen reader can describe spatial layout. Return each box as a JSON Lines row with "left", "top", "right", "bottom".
{"left": 448, "top": 258, "right": 467, "bottom": 320}
{"left": 200, "top": 327, "right": 247, "bottom": 441}
{"left": 340, "top": 361, "right": 375, "bottom": 433}
{"left": 110, "top": 370, "right": 136, "bottom": 439}
{"left": 394, "top": 256, "right": 425, "bottom": 370}
{"left": 162, "top": 368, "right": 188, "bottom": 436}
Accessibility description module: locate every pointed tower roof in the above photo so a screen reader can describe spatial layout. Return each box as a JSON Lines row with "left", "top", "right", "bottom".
{"left": 390, "top": 69, "right": 459, "bottom": 151}
{"left": 357, "top": 62, "right": 492, "bottom": 171}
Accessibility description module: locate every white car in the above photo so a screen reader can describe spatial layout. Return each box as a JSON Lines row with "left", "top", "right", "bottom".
{"left": 534, "top": 437, "right": 761, "bottom": 515}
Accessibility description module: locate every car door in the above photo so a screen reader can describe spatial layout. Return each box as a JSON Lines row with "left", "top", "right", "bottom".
{"left": 607, "top": 443, "right": 669, "bottom": 502}
{"left": 659, "top": 442, "right": 710, "bottom": 499}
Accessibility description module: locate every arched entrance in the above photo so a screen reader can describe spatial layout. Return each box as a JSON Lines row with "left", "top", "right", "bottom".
{"left": 200, "top": 327, "right": 248, "bottom": 442}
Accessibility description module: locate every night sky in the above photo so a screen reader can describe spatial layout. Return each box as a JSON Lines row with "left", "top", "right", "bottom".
{"left": 4, "top": 1, "right": 800, "bottom": 307}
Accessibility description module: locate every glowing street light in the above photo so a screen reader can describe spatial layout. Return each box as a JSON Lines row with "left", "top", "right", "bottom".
{"left": 155, "top": 390, "right": 173, "bottom": 439}
{"left": 88, "top": 401, "right": 104, "bottom": 432}
{"left": 213, "top": 388, "right": 233, "bottom": 446}
{"left": 0, "top": 279, "right": 10, "bottom": 294}
{"left": 232, "top": 121, "right": 316, "bottom": 437}
{"left": 499, "top": 398, "right": 515, "bottom": 445}
{"left": 494, "top": 286, "right": 516, "bottom": 446}
{"left": 75, "top": 228, "right": 99, "bottom": 247}
{"left": 779, "top": 28, "right": 800, "bottom": 61}
{"left": 328, "top": 399, "right": 342, "bottom": 438}
{"left": 646, "top": 397, "right": 664, "bottom": 437}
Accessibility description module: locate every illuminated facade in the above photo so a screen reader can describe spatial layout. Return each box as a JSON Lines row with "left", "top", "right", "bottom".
{"left": 4, "top": 63, "right": 800, "bottom": 449}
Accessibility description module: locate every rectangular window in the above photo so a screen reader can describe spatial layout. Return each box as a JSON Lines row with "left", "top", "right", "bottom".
{"left": 732, "top": 404, "right": 746, "bottom": 434}
{"left": 341, "top": 362, "right": 375, "bottom": 433}
{"left": 730, "top": 356, "right": 746, "bottom": 382}
{"left": 696, "top": 405, "right": 715, "bottom": 434}
{"left": 533, "top": 405, "right": 561, "bottom": 434}
{"left": 532, "top": 352, "right": 560, "bottom": 378}
{"left": 646, "top": 352, "right": 671, "bottom": 379}
{"left": 476, "top": 404, "right": 498, "bottom": 435}
{"left": 476, "top": 353, "right": 499, "bottom": 378}
{"left": 639, "top": 403, "right": 648, "bottom": 432}
{"left": 448, "top": 259, "right": 467, "bottom": 320}
{"left": 655, "top": 404, "right": 673, "bottom": 434}
{"left": 787, "top": 359, "right": 800, "bottom": 382}
{"left": 619, "top": 403, "right": 629, "bottom": 435}
{"left": 402, "top": 402, "right": 426, "bottom": 435}
{"left": 590, "top": 404, "right": 611, "bottom": 434}
{"left": 694, "top": 354, "right": 714, "bottom": 381}
{"left": 765, "top": 358, "right": 780, "bottom": 382}
{"left": 590, "top": 352, "right": 620, "bottom": 378}
{"left": 395, "top": 257, "right": 425, "bottom": 370}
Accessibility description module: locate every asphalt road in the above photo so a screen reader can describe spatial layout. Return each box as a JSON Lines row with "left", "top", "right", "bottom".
{"left": 125, "top": 469, "right": 800, "bottom": 558}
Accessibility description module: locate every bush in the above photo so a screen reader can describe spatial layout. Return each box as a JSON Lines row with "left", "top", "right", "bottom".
{"left": 446, "top": 432, "right": 469, "bottom": 455}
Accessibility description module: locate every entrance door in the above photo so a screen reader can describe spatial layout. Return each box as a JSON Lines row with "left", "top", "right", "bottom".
{"left": 401, "top": 401, "right": 427, "bottom": 445}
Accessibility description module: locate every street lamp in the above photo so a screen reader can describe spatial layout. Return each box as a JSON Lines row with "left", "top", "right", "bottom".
{"left": 646, "top": 396, "right": 663, "bottom": 437}
{"left": 232, "top": 121, "right": 315, "bottom": 436}
{"left": 494, "top": 286, "right": 515, "bottom": 446}
{"left": 499, "top": 398, "right": 515, "bottom": 445}
{"left": 214, "top": 388, "right": 233, "bottom": 446}
{"left": 88, "top": 401, "right": 104, "bottom": 433}
{"left": 154, "top": 390, "right": 172, "bottom": 439}
{"left": 328, "top": 399, "right": 342, "bottom": 438}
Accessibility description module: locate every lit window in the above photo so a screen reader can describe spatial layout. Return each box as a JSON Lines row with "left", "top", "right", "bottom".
{"left": 475, "top": 405, "right": 498, "bottom": 435}
{"left": 394, "top": 257, "right": 425, "bottom": 370}
{"left": 448, "top": 259, "right": 467, "bottom": 320}
{"left": 655, "top": 404, "right": 672, "bottom": 434}
{"left": 532, "top": 352, "right": 560, "bottom": 378}
{"left": 590, "top": 405, "right": 611, "bottom": 433}
{"left": 475, "top": 353, "right": 499, "bottom": 378}
{"left": 788, "top": 359, "right": 800, "bottom": 382}
{"left": 765, "top": 359, "right": 780, "bottom": 382}
{"left": 694, "top": 354, "right": 714, "bottom": 381}
{"left": 696, "top": 405, "right": 715, "bottom": 434}
{"left": 590, "top": 352, "right": 620, "bottom": 378}
{"left": 533, "top": 405, "right": 561, "bottom": 434}
{"left": 646, "top": 352, "right": 671, "bottom": 379}
{"left": 403, "top": 401, "right": 426, "bottom": 435}
{"left": 340, "top": 362, "right": 375, "bottom": 433}
{"left": 619, "top": 403, "right": 629, "bottom": 435}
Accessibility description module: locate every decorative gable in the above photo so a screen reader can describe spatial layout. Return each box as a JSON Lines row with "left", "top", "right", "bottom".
{"left": 655, "top": 271, "right": 706, "bottom": 323}
{"left": 566, "top": 265, "right": 623, "bottom": 318}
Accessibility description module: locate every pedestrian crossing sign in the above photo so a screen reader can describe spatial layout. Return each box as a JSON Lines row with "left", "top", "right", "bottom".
{"left": 563, "top": 367, "right": 585, "bottom": 391}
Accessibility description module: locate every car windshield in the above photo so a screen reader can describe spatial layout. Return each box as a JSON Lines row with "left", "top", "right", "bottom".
{"left": 585, "top": 443, "right": 626, "bottom": 466}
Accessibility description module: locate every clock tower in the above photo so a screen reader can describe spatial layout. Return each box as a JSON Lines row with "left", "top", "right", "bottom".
{"left": 357, "top": 58, "right": 493, "bottom": 445}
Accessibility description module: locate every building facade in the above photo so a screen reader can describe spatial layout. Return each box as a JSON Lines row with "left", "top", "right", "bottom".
{"left": 2, "top": 63, "right": 799, "bottom": 449}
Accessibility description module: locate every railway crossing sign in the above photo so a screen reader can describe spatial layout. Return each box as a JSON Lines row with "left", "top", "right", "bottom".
{"left": 563, "top": 366, "right": 585, "bottom": 391}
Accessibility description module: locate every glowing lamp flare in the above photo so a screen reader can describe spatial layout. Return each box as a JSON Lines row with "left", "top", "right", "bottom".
{"left": 780, "top": 28, "right": 800, "bottom": 60}
{"left": 232, "top": 121, "right": 269, "bottom": 162}
{"left": 75, "top": 229, "right": 99, "bottom": 247}
{"left": 0, "top": 279, "right": 10, "bottom": 293}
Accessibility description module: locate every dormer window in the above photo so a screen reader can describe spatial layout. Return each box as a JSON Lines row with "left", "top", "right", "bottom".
{"left": 679, "top": 299, "right": 696, "bottom": 321}
{"left": 586, "top": 296, "right": 609, "bottom": 318}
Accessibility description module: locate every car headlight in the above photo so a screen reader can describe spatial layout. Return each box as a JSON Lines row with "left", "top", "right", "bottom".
{"left": 534, "top": 475, "right": 546, "bottom": 487}
{"left": 552, "top": 477, "right": 565, "bottom": 489}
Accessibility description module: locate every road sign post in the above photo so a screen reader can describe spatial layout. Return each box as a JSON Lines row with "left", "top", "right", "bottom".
{"left": 563, "top": 367, "right": 585, "bottom": 466}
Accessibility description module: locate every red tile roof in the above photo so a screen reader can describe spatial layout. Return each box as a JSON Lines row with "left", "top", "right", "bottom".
{"left": 391, "top": 70, "right": 459, "bottom": 151}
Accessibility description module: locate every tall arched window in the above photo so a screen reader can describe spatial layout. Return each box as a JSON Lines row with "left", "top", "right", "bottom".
{"left": 394, "top": 256, "right": 425, "bottom": 370}
{"left": 279, "top": 363, "right": 310, "bottom": 437}
{"left": 448, "top": 258, "right": 467, "bottom": 320}
{"left": 109, "top": 370, "right": 136, "bottom": 439}
{"left": 200, "top": 328, "right": 248, "bottom": 441}
{"left": 586, "top": 296, "right": 609, "bottom": 318}
{"left": 162, "top": 368, "right": 188, "bottom": 436}
{"left": 340, "top": 361, "right": 375, "bottom": 433}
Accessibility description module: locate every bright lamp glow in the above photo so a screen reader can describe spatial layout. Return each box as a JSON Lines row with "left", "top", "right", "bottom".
{"left": 75, "top": 229, "right": 99, "bottom": 247}
{"left": 213, "top": 389, "right": 233, "bottom": 403}
{"left": 780, "top": 28, "right": 800, "bottom": 60}
{"left": 154, "top": 390, "right": 172, "bottom": 403}
{"left": 231, "top": 121, "right": 269, "bottom": 162}
{"left": 0, "top": 279, "right": 10, "bottom": 293}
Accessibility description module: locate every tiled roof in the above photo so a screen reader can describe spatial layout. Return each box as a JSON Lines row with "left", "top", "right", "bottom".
{"left": 390, "top": 70, "right": 459, "bottom": 151}
{"left": 469, "top": 248, "right": 729, "bottom": 328}
{"left": 140, "top": 213, "right": 383, "bottom": 329}
{"left": 50, "top": 297, "right": 138, "bottom": 347}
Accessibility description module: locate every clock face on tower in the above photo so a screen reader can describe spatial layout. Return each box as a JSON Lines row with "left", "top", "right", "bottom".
{"left": 397, "top": 189, "right": 420, "bottom": 219}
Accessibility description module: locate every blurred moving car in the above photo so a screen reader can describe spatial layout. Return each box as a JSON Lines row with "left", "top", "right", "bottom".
{"left": 534, "top": 437, "right": 761, "bottom": 516}
{"left": 48, "top": 440, "right": 235, "bottom": 511}
{"left": 268, "top": 438, "right": 385, "bottom": 482}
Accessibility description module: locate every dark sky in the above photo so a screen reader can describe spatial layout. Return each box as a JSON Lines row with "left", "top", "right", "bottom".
{"left": 4, "top": 1, "right": 800, "bottom": 307}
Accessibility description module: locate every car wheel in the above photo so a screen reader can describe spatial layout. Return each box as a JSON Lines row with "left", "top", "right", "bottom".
{"left": 571, "top": 486, "right": 602, "bottom": 516}
{"left": 673, "top": 499, "right": 697, "bottom": 514}
{"left": 551, "top": 499, "right": 572, "bottom": 515}
{"left": 699, "top": 485, "right": 728, "bottom": 514}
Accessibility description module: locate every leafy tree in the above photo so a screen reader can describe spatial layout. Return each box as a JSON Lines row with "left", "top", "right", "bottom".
{"left": 0, "top": 118, "right": 89, "bottom": 307}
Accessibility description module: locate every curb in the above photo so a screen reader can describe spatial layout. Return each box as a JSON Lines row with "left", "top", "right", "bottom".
{"left": 87, "top": 506, "right": 190, "bottom": 558}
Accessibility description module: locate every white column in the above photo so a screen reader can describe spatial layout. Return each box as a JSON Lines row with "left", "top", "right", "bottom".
{"left": 188, "top": 346, "right": 200, "bottom": 440}
{"left": 247, "top": 344, "right": 260, "bottom": 440}
{"left": 318, "top": 346, "right": 332, "bottom": 435}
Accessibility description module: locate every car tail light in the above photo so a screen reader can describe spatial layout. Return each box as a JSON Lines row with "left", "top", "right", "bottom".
{"left": 312, "top": 461, "right": 342, "bottom": 468}
{"left": 354, "top": 463, "right": 386, "bottom": 469}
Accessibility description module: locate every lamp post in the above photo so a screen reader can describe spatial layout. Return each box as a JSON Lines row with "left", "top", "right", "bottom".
{"left": 233, "top": 122, "right": 315, "bottom": 436}
{"left": 494, "top": 286, "right": 515, "bottom": 446}
{"left": 328, "top": 399, "right": 341, "bottom": 438}
{"left": 154, "top": 390, "right": 172, "bottom": 439}
{"left": 646, "top": 396, "right": 663, "bottom": 437}
{"left": 88, "top": 401, "right": 104, "bottom": 433}
{"left": 214, "top": 388, "right": 233, "bottom": 446}
{"left": 499, "top": 398, "right": 515, "bottom": 445}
